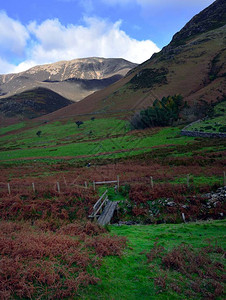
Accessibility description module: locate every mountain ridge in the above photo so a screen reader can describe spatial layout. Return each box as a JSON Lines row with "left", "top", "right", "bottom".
{"left": 0, "top": 57, "right": 137, "bottom": 101}
{"left": 0, "top": 57, "right": 137, "bottom": 123}
{"left": 170, "top": 0, "right": 226, "bottom": 46}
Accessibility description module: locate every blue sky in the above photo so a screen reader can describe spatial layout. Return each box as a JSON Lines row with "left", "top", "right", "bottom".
{"left": 0, "top": 0, "right": 215, "bottom": 74}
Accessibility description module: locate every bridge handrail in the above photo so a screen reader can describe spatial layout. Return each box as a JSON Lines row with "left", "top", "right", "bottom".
{"left": 89, "top": 190, "right": 108, "bottom": 218}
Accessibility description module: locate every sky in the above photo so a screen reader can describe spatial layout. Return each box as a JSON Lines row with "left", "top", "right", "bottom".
{"left": 0, "top": 0, "right": 215, "bottom": 74}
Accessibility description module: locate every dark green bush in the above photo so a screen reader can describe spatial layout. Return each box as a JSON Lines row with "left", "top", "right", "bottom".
{"left": 130, "top": 95, "right": 184, "bottom": 129}
{"left": 219, "top": 126, "right": 226, "bottom": 132}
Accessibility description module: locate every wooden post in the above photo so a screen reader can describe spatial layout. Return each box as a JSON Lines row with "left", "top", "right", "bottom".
{"left": 182, "top": 213, "right": 186, "bottom": 223}
{"left": 32, "top": 182, "right": 35, "bottom": 192}
{"left": 93, "top": 181, "right": 95, "bottom": 191}
{"left": 85, "top": 181, "right": 88, "bottom": 189}
{"left": 187, "top": 174, "right": 190, "bottom": 188}
{"left": 63, "top": 176, "right": 67, "bottom": 186}
{"left": 150, "top": 176, "right": 154, "bottom": 188}
{"left": 224, "top": 171, "right": 226, "bottom": 186}
{"left": 57, "top": 182, "right": 60, "bottom": 193}
{"left": 117, "top": 175, "right": 120, "bottom": 190}
{"left": 7, "top": 183, "right": 11, "bottom": 195}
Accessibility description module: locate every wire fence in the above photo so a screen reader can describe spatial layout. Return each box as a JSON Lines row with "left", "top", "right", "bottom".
{"left": 0, "top": 172, "right": 225, "bottom": 196}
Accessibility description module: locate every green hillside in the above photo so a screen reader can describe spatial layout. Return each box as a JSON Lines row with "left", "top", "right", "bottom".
{"left": 186, "top": 100, "right": 226, "bottom": 133}
{"left": 0, "top": 118, "right": 196, "bottom": 161}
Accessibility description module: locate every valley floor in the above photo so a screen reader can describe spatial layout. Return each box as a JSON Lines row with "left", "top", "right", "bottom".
{"left": 0, "top": 116, "right": 225, "bottom": 299}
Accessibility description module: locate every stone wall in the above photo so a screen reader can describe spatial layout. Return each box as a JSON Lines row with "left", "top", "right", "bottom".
{"left": 181, "top": 130, "right": 226, "bottom": 138}
{"left": 181, "top": 119, "right": 226, "bottom": 138}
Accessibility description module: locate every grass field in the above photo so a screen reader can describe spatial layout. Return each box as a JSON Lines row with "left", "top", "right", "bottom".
{"left": 0, "top": 115, "right": 225, "bottom": 190}
{"left": 0, "top": 118, "right": 128, "bottom": 149}
{"left": 81, "top": 220, "right": 226, "bottom": 300}
{"left": 0, "top": 117, "right": 195, "bottom": 161}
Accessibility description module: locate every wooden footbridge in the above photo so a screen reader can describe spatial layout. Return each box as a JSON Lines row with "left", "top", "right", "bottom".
{"left": 89, "top": 190, "right": 118, "bottom": 225}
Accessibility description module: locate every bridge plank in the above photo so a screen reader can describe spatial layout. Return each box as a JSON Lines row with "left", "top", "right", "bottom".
{"left": 97, "top": 201, "right": 118, "bottom": 225}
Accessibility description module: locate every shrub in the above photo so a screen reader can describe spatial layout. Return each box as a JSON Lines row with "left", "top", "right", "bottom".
{"left": 0, "top": 187, "right": 98, "bottom": 222}
{"left": 145, "top": 242, "right": 225, "bottom": 299}
{"left": 219, "top": 126, "right": 226, "bottom": 132}
{"left": 0, "top": 220, "right": 127, "bottom": 299}
{"left": 129, "top": 67, "right": 168, "bottom": 90}
{"left": 130, "top": 95, "right": 184, "bottom": 129}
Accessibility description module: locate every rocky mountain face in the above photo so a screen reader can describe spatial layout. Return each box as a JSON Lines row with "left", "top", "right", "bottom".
{"left": 44, "top": 0, "right": 225, "bottom": 123}
{"left": 0, "top": 57, "right": 137, "bottom": 101}
{"left": 170, "top": 0, "right": 226, "bottom": 46}
{"left": 0, "top": 57, "right": 137, "bottom": 122}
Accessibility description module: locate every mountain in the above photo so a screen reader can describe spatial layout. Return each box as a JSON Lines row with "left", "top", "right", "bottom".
{"left": 41, "top": 0, "right": 225, "bottom": 123}
{"left": 0, "top": 57, "right": 137, "bottom": 102}
{"left": 0, "top": 57, "right": 137, "bottom": 123}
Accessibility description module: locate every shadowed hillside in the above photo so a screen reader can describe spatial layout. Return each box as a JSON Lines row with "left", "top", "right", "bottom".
{"left": 0, "top": 88, "right": 73, "bottom": 120}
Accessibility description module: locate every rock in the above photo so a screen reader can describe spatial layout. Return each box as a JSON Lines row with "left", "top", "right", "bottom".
{"left": 204, "top": 187, "right": 226, "bottom": 208}
{"left": 166, "top": 201, "right": 176, "bottom": 207}
{"left": 182, "top": 205, "right": 188, "bottom": 209}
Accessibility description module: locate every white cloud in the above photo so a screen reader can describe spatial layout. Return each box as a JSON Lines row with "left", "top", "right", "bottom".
{"left": 0, "top": 13, "right": 160, "bottom": 74}
{"left": 27, "top": 17, "right": 159, "bottom": 65}
{"left": 0, "top": 11, "right": 29, "bottom": 56}
{"left": 12, "top": 17, "right": 159, "bottom": 72}
{"left": 12, "top": 60, "right": 38, "bottom": 73}
{"left": 0, "top": 58, "right": 17, "bottom": 74}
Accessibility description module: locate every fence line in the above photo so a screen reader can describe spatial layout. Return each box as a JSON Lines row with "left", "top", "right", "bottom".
{"left": 0, "top": 180, "right": 90, "bottom": 195}
{"left": 0, "top": 172, "right": 225, "bottom": 195}
{"left": 93, "top": 176, "right": 119, "bottom": 191}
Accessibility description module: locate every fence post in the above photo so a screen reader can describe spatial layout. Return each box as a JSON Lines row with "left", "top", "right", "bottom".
{"left": 187, "top": 174, "right": 190, "bottom": 188}
{"left": 182, "top": 213, "right": 186, "bottom": 223}
{"left": 150, "top": 176, "right": 154, "bottom": 189}
{"left": 85, "top": 181, "right": 88, "bottom": 189}
{"left": 117, "top": 175, "right": 120, "bottom": 190}
{"left": 57, "top": 182, "right": 60, "bottom": 193}
{"left": 224, "top": 171, "right": 226, "bottom": 186}
{"left": 7, "top": 183, "right": 11, "bottom": 195}
{"left": 32, "top": 182, "right": 35, "bottom": 192}
{"left": 93, "top": 181, "right": 95, "bottom": 191}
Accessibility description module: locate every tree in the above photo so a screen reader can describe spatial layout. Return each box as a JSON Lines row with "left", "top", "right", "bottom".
{"left": 36, "top": 130, "right": 42, "bottom": 137}
{"left": 75, "top": 121, "right": 84, "bottom": 128}
{"left": 131, "top": 95, "right": 184, "bottom": 129}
